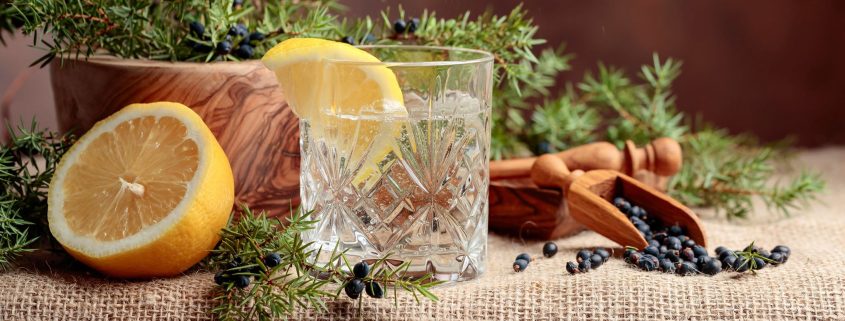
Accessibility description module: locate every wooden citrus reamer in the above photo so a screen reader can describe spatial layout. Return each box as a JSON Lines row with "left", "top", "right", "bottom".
{"left": 529, "top": 154, "right": 707, "bottom": 249}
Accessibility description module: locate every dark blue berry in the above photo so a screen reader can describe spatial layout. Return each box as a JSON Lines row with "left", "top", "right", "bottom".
{"left": 214, "top": 271, "right": 226, "bottom": 285}
{"left": 771, "top": 245, "right": 790, "bottom": 255}
{"left": 248, "top": 32, "right": 265, "bottom": 42}
{"left": 626, "top": 252, "right": 641, "bottom": 264}
{"left": 614, "top": 197, "right": 632, "bottom": 214}
{"left": 682, "top": 239, "right": 696, "bottom": 248}
{"left": 536, "top": 141, "right": 552, "bottom": 154}
{"left": 590, "top": 254, "right": 603, "bottom": 268}
{"left": 393, "top": 19, "right": 406, "bottom": 33}
{"left": 233, "top": 275, "right": 250, "bottom": 288}
{"left": 566, "top": 261, "right": 578, "bottom": 274}
{"left": 732, "top": 257, "right": 751, "bottom": 272}
{"left": 233, "top": 0, "right": 243, "bottom": 7}
{"left": 623, "top": 248, "right": 636, "bottom": 261}
{"left": 345, "top": 278, "right": 365, "bottom": 299}
{"left": 216, "top": 41, "right": 233, "bottom": 54}
{"left": 721, "top": 255, "right": 737, "bottom": 270}
{"left": 718, "top": 249, "right": 736, "bottom": 261}
{"left": 681, "top": 248, "right": 696, "bottom": 262}
{"left": 228, "top": 26, "right": 239, "bottom": 36}
{"left": 189, "top": 21, "right": 205, "bottom": 37}
{"left": 696, "top": 255, "right": 713, "bottom": 269}
{"left": 769, "top": 252, "right": 785, "bottom": 265}
{"left": 634, "top": 222, "right": 651, "bottom": 235}
{"left": 341, "top": 36, "right": 356, "bottom": 45}
{"left": 236, "top": 23, "right": 248, "bottom": 36}
{"left": 752, "top": 257, "right": 766, "bottom": 270}
{"left": 365, "top": 281, "right": 384, "bottom": 298}
{"left": 513, "top": 259, "right": 528, "bottom": 272}
{"left": 406, "top": 18, "right": 420, "bottom": 33}
{"left": 659, "top": 245, "right": 669, "bottom": 254}
{"left": 677, "top": 261, "right": 698, "bottom": 276}
{"left": 648, "top": 239, "right": 661, "bottom": 249}
{"left": 665, "top": 250, "right": 680, "bottom": 262}
{"left": 263, "top": 253, "right": 281, "bottom": 268}
{"left": 664, "top": 236, "right": 682, "bottom": 251}
{"left": 652, "top": 232, "right": 668, "bottom": 243}
{"left": 668, "top": 224, "right": 684, "bottom": 236}
{"left": 715, "top": 246, "right": 729, "bottom": 255}
{"left": 594, "top": 248, "right": 610, "bottom": 262}
{"left": 516, "top": 253, "right": 532, "bottom": 262}
{"left": 542, "top": 242, "right": 558, "bottom": 258}
{"left": 630, "top": 206, "right": 645, "bottom": 218}
{"left": 659, "top": 259, "right": 675, "bottom": 273}
{"left": 692, "top": 245, "right": 708, "bottom": 258}
{"left": 234, "top": 44, "right": 254, "bottom": 59}
{"left": 576, "top": 249, "right": 592, "bottom": 263}
{"left": 701, "top": 259, "right": 722, "bottom": 275}
{"left": 353, "top": 262, "right": 370, "bottom": 278}
{"left": 578, "top": 259, "right": 592, "bottom": 272}
{"left": 638, "top": 256, "right": 657, "bottom": 271}
{"left": 644, "top": 245, "right": 660, "bottom": 257}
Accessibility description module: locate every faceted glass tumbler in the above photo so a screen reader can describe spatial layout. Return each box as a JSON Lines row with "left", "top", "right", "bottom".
{"left": 298, "top": 45, "right": 494, "bottom": 282}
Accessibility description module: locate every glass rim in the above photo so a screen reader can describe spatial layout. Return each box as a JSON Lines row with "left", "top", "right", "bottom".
{"left": 326, "top": 44, "right": 495, "bottom": 67}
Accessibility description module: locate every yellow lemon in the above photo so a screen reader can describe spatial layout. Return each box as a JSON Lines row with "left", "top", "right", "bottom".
{"left": 262, "top": 38, "right": 406, "bottom": 188}
{"left": 48, "top": 102, "right": 234, "bottom": 278}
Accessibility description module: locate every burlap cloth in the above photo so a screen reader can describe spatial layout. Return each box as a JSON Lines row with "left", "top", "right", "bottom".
{"left": 2, "top": 148, "right": 844, "bottom": 321}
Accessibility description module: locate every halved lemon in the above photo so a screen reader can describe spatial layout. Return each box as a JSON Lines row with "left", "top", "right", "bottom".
{"left": 262, "top": 38, "right": 406, "bottom": 188}
{"left": 48, "top": 102, "right": 234, "bottom": 278}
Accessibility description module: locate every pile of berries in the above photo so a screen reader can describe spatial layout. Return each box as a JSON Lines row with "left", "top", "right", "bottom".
{"left": 566, "top": 247, "right": 611, "bottom": 274}
{"left": 614, "top": 196, "right": 790, "bottom": 276}
{"left": 715, "top": 244, "right": 791, "bottom": 272}
{"left": 213, "top": 252, "right": 282, "bottom": 288}
{"left": 343, "top": 262, "right": 384, "bottom": 299}
{"left": 187, "top": 21, "right": 266, "bottom": 59}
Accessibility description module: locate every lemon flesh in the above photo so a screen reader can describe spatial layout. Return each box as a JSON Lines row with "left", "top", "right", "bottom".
{"left": 48, "top": 102, "right": 234, "bottom": 278}
{"left": 262, "top": 38, "right": 406, "bottom": 187}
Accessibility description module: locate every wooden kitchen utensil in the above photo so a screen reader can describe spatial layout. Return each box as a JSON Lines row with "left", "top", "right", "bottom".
{"left": 490, "top": 137, "right": 683, "bottom": 180}
{"left": 530, "top": 154, "right": 706, "bottom": 249}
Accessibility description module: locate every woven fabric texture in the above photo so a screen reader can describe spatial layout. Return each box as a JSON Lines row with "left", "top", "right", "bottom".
{"left": 2, "top": 148, "right": 844, "bottom": 321}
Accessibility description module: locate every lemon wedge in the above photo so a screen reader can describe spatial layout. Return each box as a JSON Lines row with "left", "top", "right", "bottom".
{"left": 262, "top": 38, "right": 406, "bottom": 188}
{"left": 48, "top": 102, "right": 234, "bottom": 278}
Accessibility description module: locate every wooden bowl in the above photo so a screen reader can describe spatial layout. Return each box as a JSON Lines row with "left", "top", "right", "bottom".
{"left": 50, "top": 57, "right": 300, "bottom": 217}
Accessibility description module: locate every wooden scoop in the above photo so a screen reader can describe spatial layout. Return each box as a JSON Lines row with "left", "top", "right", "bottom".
{"left": 530, "top": 154, "right": 707, "bottom": 249}
{"left": 490, "top": 137, "right": 682, "bottom": 179}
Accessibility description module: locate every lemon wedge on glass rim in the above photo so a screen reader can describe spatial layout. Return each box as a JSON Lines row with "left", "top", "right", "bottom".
{"left": 48, "top": 102, "right": 234, "bottom": 278}
{"left": 262, "top": 38, "right": 406, "bottom": 187}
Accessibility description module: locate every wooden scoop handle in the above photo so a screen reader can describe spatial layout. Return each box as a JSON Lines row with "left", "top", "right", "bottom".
{"left": 530, "top": 154, "right": 585, "bottom": 195}
{"left": 490, "top": 137, "right": 682, "bottom": 179}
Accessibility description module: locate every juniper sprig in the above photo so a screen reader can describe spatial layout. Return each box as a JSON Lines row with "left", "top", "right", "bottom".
{"left": 209, "top": 205, "right": 441, "bottom": 321}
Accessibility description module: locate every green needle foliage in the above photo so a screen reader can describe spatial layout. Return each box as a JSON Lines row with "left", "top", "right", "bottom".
{"left": 0, "top": 121, "right": 75, "bottom": 270}
{"left": 0, "top": 2, "right": 825, "bottom": 218}
{"left": 209, "top": 205, "right": 441, "bottom": 320}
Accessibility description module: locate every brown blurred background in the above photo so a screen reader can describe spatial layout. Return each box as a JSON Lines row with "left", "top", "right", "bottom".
{"left": 2, "top": 0, "right": 844, "bottom": 146}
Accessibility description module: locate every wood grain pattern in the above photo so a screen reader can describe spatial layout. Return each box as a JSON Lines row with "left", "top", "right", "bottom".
{"left": 50, "top": 57, "right": 300, "bottom": 218}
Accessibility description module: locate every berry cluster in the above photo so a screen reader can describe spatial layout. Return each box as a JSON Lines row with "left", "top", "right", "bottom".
{"left": 614, "top": 196, "right": 790, "bottom": 276}
{"left": 343, "top": 262, "right": 384, "bottom": 299}
{"left": 213, "top": 252, "right": 281, "bottom": 288}
{"left": 186, "top": 21, "right": 265, "bottom": 59}
{"left": 565, "top": 248, "right": 610, "bottom": 274}
{"left": 716, "top": 244, "right": 790, "bottom": 273}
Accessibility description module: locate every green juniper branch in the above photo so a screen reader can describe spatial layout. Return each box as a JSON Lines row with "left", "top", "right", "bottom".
{"left": 209, "top": 205, "right": 441, "bottom": 321}
{"left": 0, "top": 120, "right": 76, "bottom": 270}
